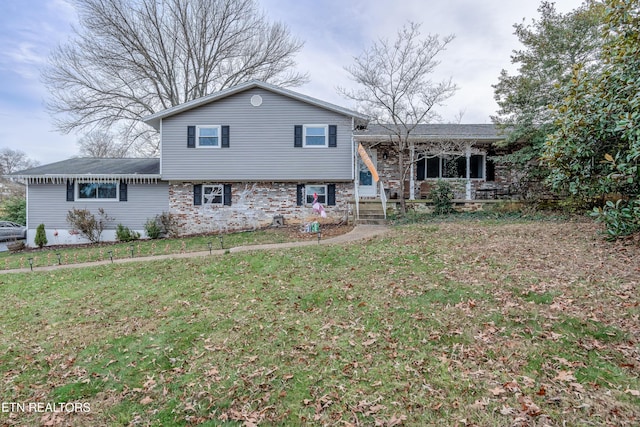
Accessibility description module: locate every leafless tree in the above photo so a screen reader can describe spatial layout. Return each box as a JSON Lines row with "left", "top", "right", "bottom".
{"left": 341, "top": 22, "right": 457, "bottom": 214}
{"left": 0, "top": 148, "right": 39, "bottom": 175}
{"left": 77, "top": 131, "right": 130, "bottom": 158}
{"left": 0, "top": 148, "right": 40, "bottom": 198}
{"left": 43, "top": 0, "right": 307, "bottom": 155}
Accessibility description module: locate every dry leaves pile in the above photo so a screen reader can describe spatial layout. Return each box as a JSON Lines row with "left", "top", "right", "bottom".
{"left": 1, "top": 219, "right": 638, "bottom": 426}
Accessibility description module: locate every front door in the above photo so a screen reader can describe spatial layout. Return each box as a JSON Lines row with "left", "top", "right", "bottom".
{"left": 357, "top": 148, "right": 377, "bottom": 197}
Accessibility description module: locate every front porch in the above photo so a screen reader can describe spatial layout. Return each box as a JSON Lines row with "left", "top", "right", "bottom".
{"left": 354, "top": 124, "right": 523, "bottom": 204}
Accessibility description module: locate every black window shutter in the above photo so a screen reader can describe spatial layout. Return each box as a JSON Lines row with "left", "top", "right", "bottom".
{"left": 119, "top": 181, "right": 128, "bottom": 202}
{"left": 223, "top": 184, "right": 232, "bottom": 206}
{"left": 417, "top": 158, "right": 426, "bottom": 181}
{"left": 187, "top": 126, "right": 196, "bottom": 148}
{"left": 327, "top": 184, "right": 336, "bottom": 206}
{"left": 328, "top": 125, "right": 337, "bottom": 147}
{"left": 193, "top": 184, "right": 202, "bottom": 205}
{"left": 294, "top": 125, "right": 303, "bottom": 147}
{"left": 66, "top": 180, "right": 74, "bottom": 202}
{"left": 296, "top": 184, "right": 304, "bottom": 206}
{"left": 221, "top": 126, "right": 230, "bottom": 148}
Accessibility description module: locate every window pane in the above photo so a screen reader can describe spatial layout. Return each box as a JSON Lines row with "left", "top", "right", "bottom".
{"left": 78, "top": 183, "right": 97, "bottom": 199}
{"left": 199, "top": 127, "right": 219, "bottom": 146}
{"left": 426, "top": 157, "right": 440, "bottom": 178}
{"left": 98, "top": 183, "right": 117, "bottom": 199}
{"left": 200, "top": 128, "right": 218, "bottom": 137}
{"left": 443, "top": 157, "right": 465, "bottom": 178}
{"left": 305, "top": 127, "right": 326, "bottom": 146}
{"left": 470, "top": 155, "right": 484, "bottom": 179}
{"left": 203, "top": 185, "right": 222, "bottom": 204}
{"left": 306, "top": 185, "right": 326, "bottom": 204}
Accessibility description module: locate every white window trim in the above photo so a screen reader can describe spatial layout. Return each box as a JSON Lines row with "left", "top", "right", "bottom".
{"left": 76, "top": 181, "right": 119, "bottom": 202}
{"left": 305, "top": 184, "right": 328, "bottom": 205}
{"left": 202, "top": 184, "right": 224, "bottom": 205}
{"left": 303, "top": 124, "right": 328, "bottom": 148}
{"left": 196, "top": 125, "right": 221, "bottom": 148}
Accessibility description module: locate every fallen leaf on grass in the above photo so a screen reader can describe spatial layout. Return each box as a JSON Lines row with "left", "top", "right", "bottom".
{"left": 140, "top": 396, "right": 153, "bottom": 405}
{"left": 499, "top": 405, "right": 515, "bottom": 415}
{"left": 471, "top": 398, "right": 490, "bottom": 409}
{"left": 504, "top": 381, "right": 520, "bottom": 393}
{"left": 570, "top": 382, "right": 585, "bottom": 393}
{"left": 554, "top": 370, "right": 576, "bottom": 382}
{"left": 625, "top": 389, "right": 640, "bottom": 396}
{"left": 490, "top": 386, "right": 507, "bottom": 396}
{"left": 518, "top": 395, "right": 542, "bottom": 417}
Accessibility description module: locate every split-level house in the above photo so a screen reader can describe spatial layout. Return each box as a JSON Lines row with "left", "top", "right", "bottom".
{"left": 10, "top": 81, "right": 511, "bottom": 247}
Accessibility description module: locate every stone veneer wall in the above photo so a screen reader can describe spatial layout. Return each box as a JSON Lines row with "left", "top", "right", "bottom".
{"left": 169, "top": 182, "right": 354, "bottom": 235}
{"left": 362, "top": 142, "right": 518, "bottom": 199}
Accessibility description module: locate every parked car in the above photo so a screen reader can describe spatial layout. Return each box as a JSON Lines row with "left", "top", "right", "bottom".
{"left": 0, "top": 221, "right": 27, "bottom": 241}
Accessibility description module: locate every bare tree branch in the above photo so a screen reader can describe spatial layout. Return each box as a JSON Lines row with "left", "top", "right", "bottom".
{"left": 340, "top": 22, "right": 457, "bottom": 213}
{"left": 0, "top": 148, "right": 40, "bottom": 175}
{"left": 76, "top": 131, "right": 130, "bottom": 158}
{"left": 43, "top": 0, "right": 308, "bottom": 156}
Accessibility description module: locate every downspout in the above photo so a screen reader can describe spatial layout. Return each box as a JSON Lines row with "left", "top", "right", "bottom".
{"left": 352, "top": 118, "right": 359, "bottom": 221}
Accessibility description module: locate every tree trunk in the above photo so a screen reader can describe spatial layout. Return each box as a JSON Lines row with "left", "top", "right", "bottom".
{"left": 398, "top": 149, "right": 407, "bottom": 215}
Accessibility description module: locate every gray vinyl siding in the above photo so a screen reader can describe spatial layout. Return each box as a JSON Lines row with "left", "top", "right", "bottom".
{"left": 27, "top": 182, "right": 169, "bottom": 230}
{"left": 161, "top": 88, "right": 354, "bottom": 181}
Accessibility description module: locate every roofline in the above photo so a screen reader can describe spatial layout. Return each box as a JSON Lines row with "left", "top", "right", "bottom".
{"left": 355, "top": 135, "right": 502, "bottom": 142}
{"left": 142, "top": 80, "right": 369, "bottom": 130}
{"left": 9, "top": 174, "right": 161, "bottom": 184}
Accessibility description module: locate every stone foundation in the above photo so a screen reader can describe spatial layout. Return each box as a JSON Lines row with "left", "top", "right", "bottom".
{"left": 169, "top": 182, "right": 354, "bottom": 235}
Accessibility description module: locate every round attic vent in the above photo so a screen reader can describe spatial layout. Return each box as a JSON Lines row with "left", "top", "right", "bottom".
{"left": 251, "top": 95, "right": 263, "bottom": 107}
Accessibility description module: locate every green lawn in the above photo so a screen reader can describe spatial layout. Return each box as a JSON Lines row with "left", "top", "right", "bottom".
{"left": 1, "top": 220, "right": 638, "bottom": 426}
{"left": 0, "top": 228, "right": 301, "bottom": 271}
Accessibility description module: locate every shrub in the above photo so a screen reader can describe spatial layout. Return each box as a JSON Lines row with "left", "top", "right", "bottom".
{"left": 157, "top": 212, "right": 179, "bottom": 238}
{"left": 429, "top": 180, "right": 455, "bottom": 215}
{"left": 144, "top": 218, "right": 163, "bottom": 239}
{"left": 116, "top": 224, "right": 140, "bottom": 242}
{"left": 0, "top": 197, "right": 26, "bottom": 225}
{"left": 66, "top": 208, "right": 113, "bottom": 243}
{"left": 7, "top": 241, "right": 25, "bottom": 252}
{"left": 34, "top": 224, "right": 48, "bottom": 248}
{"left": 591, "top": 199, "right": 640, "bottom": 240}
{"left": 144, "top": 212, "right": 178, "bottom": 239}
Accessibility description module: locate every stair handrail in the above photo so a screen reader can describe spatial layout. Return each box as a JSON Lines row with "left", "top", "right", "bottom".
{"left": 379, "top": 180, "right": 387, "bottom": 219}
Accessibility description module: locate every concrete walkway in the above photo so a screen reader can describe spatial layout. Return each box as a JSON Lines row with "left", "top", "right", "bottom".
{"left": 1, "top": 225, "right": 390, "bottom": 274}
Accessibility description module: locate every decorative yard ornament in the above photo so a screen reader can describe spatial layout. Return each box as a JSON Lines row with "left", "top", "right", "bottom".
{"left": 312, "top": 193, "right": 327, "bottom": 218}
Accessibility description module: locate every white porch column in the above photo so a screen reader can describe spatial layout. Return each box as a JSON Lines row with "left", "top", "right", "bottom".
{"left": 465, "top": 144, "right": 472, "bottom": 200}
{"left": 409, "top": 143, "right": 415, "bottom": 200}
{"left": 354, "top": 137, "right": 360, "bottom": 220}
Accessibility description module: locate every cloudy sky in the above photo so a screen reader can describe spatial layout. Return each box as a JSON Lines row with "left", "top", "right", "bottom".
{"left": 0, "top": 0, "right": 585, "bottom": 165}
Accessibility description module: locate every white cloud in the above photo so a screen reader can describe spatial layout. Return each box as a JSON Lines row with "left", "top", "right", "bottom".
{"left": 0, "top": 0, "right": 586, "bottom": 164}
{"left": 261, "top": 0, "right": 585, "bottom": 123}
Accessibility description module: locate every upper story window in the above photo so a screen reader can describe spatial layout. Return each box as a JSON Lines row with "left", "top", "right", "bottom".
{"left": 77, "top": 182, "right": 118, "bottom": 200}
{"left": 294, "top": 125, "right": 336, "bottom": 148}
{"left": 197, "top": 126, "right": 220, "bottom": 148}
{"left": 304, "top": 125, "right": 328, "bottom": 147}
